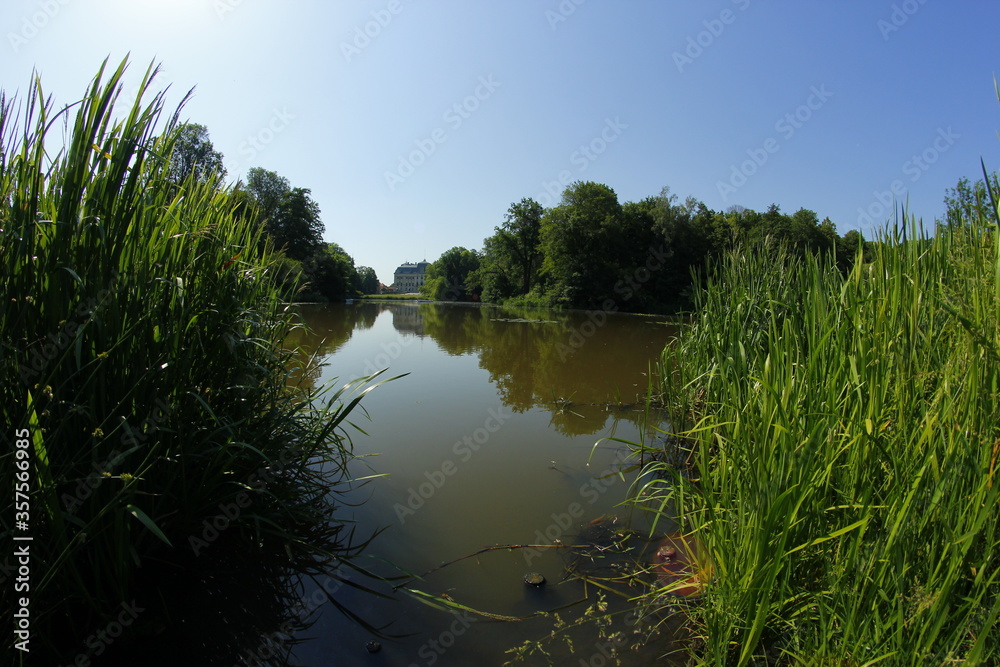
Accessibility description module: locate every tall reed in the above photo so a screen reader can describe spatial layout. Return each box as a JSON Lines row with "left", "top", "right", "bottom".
{"left": 0, "top": 60, "right": 385, "bottom": 664}
{"left": 634, "top": 206, "right": 1000, "bottom": 664}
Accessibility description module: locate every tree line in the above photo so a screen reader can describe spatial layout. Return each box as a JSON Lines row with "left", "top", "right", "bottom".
{"left": 168, "top": 123, "right": 378, "bottom": 301}
{"left": 171, "top": 121, "right": 993, "bottom": 310}
{"left": 420, "top": 180, "right": 866, "bottom": 312}
{"left": 421, "top": 175, "right": 995, "bottom": 313}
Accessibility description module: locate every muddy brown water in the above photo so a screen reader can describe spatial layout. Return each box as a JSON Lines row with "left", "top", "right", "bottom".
{"left": 279, "top": 301, "right": 687, "bottom": 666}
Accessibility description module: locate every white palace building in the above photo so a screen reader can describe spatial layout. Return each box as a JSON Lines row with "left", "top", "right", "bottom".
{"left": 393, "top": 260, "right": 430, "bottom": 293}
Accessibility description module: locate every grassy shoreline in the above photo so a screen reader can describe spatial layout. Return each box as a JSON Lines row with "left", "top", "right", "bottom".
{"left": 632, "top": 212, "right": 1000, "bottom": 664}
{"left": 0, "top": 60, "right": 387, "bottom": 664}
{"left": 359, "top": 293, "right": 426, "bottom": 300}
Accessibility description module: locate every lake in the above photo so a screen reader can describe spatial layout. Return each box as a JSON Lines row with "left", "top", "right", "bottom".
{"left": 282, "top": 301, "right": 685, "bottom": 666}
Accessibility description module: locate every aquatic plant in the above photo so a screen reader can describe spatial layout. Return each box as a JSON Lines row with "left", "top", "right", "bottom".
{"left": 0, "top": 59, "right": 388, "bottom": 664}
{"left": 633, "top": 193, "right": 1000, "bottom": 664}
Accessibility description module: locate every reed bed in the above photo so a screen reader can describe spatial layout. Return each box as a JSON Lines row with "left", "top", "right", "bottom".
{"left": 634, "top": 208, "right": 1000, "bottom": 664}
{"left": 0, "top": 60, "right": 385, "bottom": 664}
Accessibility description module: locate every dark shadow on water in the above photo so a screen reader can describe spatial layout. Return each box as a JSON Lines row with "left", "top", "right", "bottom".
{"left": 50, "top": 520, "right": 379, "bottom": 667}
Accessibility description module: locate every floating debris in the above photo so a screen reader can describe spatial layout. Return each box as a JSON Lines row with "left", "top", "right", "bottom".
{"left": 365, "top": 640, "right": 381, "bottom": 653}
{"left": 577, "top": 515, "right": 625, "bottom": 548}
{"left": 489, "top": 317, "right": 559, "bottom": 324}
{"left": 523, "top": 572, "right": 546, "bottom": 587}
{"left": 652, "top": 533, "right": 712, "bottom": 598}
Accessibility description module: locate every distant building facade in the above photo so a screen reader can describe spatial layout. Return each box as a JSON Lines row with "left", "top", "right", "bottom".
{"left": 393, "top": 261, "right": 430, "bottom": 293}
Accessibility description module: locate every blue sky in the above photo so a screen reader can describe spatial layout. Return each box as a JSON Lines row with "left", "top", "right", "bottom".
{"left": 2, "top": 0, "right": 998, "bottom": 284}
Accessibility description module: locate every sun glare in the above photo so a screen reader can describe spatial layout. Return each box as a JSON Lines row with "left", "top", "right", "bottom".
{"left": 111, "top": 0, "right": 212, "bottom": 27}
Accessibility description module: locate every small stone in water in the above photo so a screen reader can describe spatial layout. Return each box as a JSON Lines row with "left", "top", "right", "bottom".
{"left": 524, "top": 572, "right": 546, "bottom": 587}
{"left": 366, "top": 640, "right": 381, "bottom": 653}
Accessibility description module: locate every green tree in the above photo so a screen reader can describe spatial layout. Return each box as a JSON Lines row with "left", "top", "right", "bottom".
{"left": 943, "top": 173, "right": 1000, "bottom": 227}
{"left": 270, "top": 187, "right": 324, "bottom": 261}
{"left": 355, "top": 266, "right": 379, "bottom": 294}
{"left": 749, "top": 203, "right": 789, "bottom": 245}
{"left": 471, "top": 234, "right": 518, "bottom": 303}
{"left": 788, "top": 208, "right": 835, "bottom": 253}
{"left": 740, "top": 204, "right": 837, "bottom": 256}
{"left": 301, "top": 242, "right": 358, "bottom": 301}
{"left": 226, "top": 184, "right": 258, "bottom": 225}
{"left": 421, "top": 247, "right": 481, "bottom": 300}
{"left": 667, "top": 195, "right": 715, "bottom": 284}
{"left": 498, "top": 198, "right": 544, "bottom": 294}
{"left": 836, "top": 228, "right": 870, "bottom": 272}
{"left": 615, "top": 195, "right": 679, "bottom": 310}
{"left": 167, "top": 122, "right": 226, "bottom": 184}
{"left": 708, "top": 205, "right": 756, "bottom": 250}
{"left": 245, "top": 167, "right": 291, "bottom": 225}
{"left": 473, "top": 198, "right": 544, "bottom": 303}
{"left": 540, "top": 181, "right": 623, "bottom": 307}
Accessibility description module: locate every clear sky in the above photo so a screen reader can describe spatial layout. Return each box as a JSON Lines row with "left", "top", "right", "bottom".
{"left": 2, "top": 0, "right": 999, "bottom": 285}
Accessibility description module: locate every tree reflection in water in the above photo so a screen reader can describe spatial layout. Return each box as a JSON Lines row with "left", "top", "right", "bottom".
{"left": 290, "top": 301, "right": 675, "bottom": 436}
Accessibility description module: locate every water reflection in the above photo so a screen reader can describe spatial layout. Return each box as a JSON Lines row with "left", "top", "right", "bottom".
{"left": 287, "top": 301, "right": 681, "bottom": 666}
{"left": 287, "top": 301, "right": 675, "bottom": 436}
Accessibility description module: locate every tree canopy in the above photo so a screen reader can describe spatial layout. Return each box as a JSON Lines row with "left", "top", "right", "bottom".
{"left": 942, "top": 173, "right": 1000, "bottom": 228}
{"left": 245, "top": 167, "right": 290, "bottom": 225}
{"left": 269, "top": 187, "right": 324, "bottom": 262}
{"left": 421, "top": 247, "right": 481, "bottom": 301}
{"left": 158, "top": 120, "right": 369, "bottom": 304}
{"left": 467, "top": 180, "right": 880, "bottom": 312}
{"left": 301, "top": 242, "right": 358, "bottom": 301}
{"left": 167, "top": 123, "right": 226, "bottom": 184}
{"left": 355, "top": 266, "right": 379, "bottom": 295}
{"left": 472, "top": 198, "right": 543, "bottom": 302}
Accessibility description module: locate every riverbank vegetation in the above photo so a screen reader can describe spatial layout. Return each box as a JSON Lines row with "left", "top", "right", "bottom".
{"left": 360, "top": 293, "right": 425, "bottom": 300}
{"left": 419, "top": 246, "right": 482, "bottom": 301}
{"left": 146, "top": 107, "right": 378, "bottom": 304}
{"left": 233, "top": 167, "right": 380, "bottom": 301}
{"left": 632, "top": 181, "right": 1000, "bottom": 663}
{"left": 423, "top": 182, "right": 866, "bottom": 313}
{"left": 0, "top": 60, "right": 386, "bottom": 664}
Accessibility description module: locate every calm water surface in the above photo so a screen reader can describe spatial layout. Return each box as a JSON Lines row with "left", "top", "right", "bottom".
{"left": 284, "top": 302, "right": 682, "bottom": 666}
